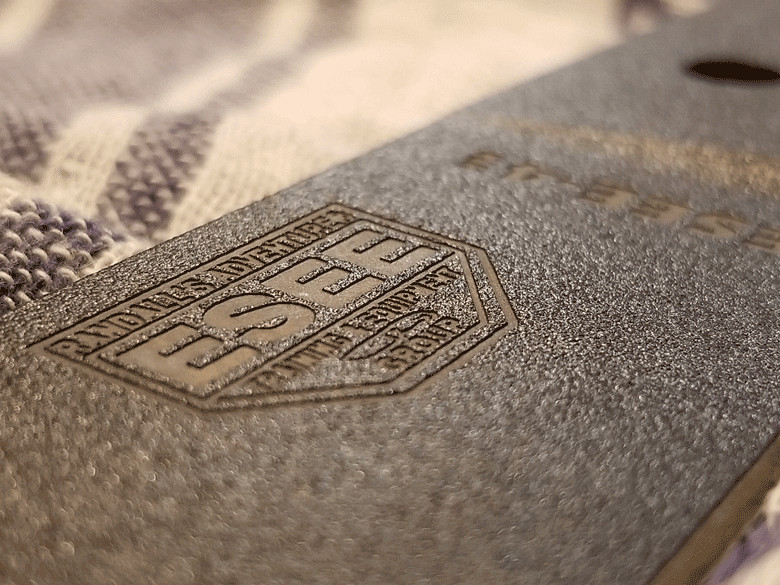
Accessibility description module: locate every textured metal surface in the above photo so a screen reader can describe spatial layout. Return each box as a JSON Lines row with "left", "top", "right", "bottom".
{"left": 3, "top": 1, "right": 780, "bottom": 583}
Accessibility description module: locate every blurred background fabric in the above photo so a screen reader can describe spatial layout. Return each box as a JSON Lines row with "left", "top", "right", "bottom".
{"left": 0, "top": 0, "right": 705, "bottom": 314}
{"left": 0, "top": 1, "right": 776, "bottom": 584}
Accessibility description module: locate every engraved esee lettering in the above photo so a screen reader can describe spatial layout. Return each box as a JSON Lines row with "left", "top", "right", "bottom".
{"left": 36, "top": 205, "right": 515, "bottom": 412}
{"left": 263, "top": 230, "right": 437, "bottom": 308}
{"left": 117, "top": 324, "right": 259, "bottom": 396}
{"left": 580, "top": 185, "right": 634, "bottom": 209}
{"left": 112, "top": 230, "right": 435, "bottom": 394}
{"left": 689, "top": 211, "right": 749, "bottom": 238}
{"left": 263, "top": 258, "right": 383, "bottom": 308}
{"left": 746, "top": 225, "right": 780, "bottom": 253}
{"left": 115, "top": 227, "right": 439, "bottom": 391}
{"left": 201, "top": 295, "right": 315, "bottom": 344}
{"left": 324, "top": 230, "right": 437, "bottom": 276}
{"left": 117, "top": 295, "right": 315, "bottom": 394}
{"left": 631, "top": 196, "right": 689, "bottom": 225}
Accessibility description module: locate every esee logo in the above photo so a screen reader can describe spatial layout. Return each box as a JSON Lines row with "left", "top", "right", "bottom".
{"left": 33, "top": 205, "right": 516, "bottom": 412}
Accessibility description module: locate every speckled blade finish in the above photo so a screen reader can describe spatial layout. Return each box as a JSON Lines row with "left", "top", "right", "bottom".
{"left": 3, "top": 2, "right": 780, "bottom": 583}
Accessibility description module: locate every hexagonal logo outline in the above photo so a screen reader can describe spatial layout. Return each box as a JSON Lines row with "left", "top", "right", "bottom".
{"left": 32, "top": 204, "right": 516, "bottom": 412}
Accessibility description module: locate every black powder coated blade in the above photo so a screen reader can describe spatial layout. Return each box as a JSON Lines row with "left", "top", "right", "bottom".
{"left": 3, "top": 1, "right": 780, "bottom": 583}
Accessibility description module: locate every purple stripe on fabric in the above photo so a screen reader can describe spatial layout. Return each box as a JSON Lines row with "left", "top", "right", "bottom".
{"left": 99, "top": 0, "right": 361, "bottom": 239}
{"left": 0, "top": 1, "right": 267, "bottom": 181}
{"left": 99, "top": 114, "right": 214, "bottom": 238}
{"left": 0, "top": 112, "right": 56, "bottom": 180}
{"left": 0, "top": 198, "right": 118, "bottom": 314}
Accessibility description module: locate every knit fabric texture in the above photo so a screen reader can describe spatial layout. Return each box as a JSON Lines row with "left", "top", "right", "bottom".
{"left": 0, "top": 1, "right": 774, "bottom": 583}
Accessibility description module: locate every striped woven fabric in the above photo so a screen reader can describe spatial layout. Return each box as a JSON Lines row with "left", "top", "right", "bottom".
{"left": 0, "top": 0, "right": 626, "bottom": 316}
{"left": 0, "top": 1, "right": 775, "bottom": 583}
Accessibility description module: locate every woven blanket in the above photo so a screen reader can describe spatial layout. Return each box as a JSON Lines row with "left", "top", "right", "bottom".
{"left": 0, "top": 1, "right": 776, "bottom": 583}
